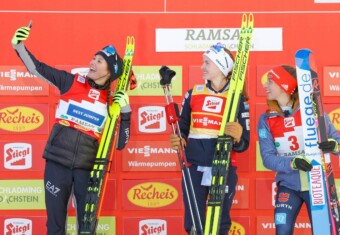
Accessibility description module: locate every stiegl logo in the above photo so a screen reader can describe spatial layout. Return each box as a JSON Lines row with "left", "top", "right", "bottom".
{"left": 4, "top": 218, "right": 32, "bottom": 235}
{"left": 202, "top": 96, "right": 223, "bottom": 113}
{"left": 4, "top": 143, "right": 32, "bottom": 170}
{"left": 139, "top": 219, "right": 167, "bottom": 235}
{"left": 138, "top": 106, "right": 166, "bottom": 133}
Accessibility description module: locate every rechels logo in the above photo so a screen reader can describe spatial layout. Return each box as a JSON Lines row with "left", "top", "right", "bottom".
{"left": 138, "top": 106, "right": 166, "bottom": 133}
{"left": 139, "top": 219, "right": 167, "bottom": 235}
{"left": 202, "top": 96, "right": 223, "bottom": 113}
{"left": 127, "top": 182, "right": 178, "bottom": 208}
{"left": 4, "top": 143, "right": 32, "bottom": 169}
{"left": 0, "top": 106, "right": 44, "bottom": 132}
{"left": 4, "top": 218, "right": 32, "bottom": 235}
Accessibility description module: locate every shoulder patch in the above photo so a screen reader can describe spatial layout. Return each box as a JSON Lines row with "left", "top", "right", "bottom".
{"left": 77, "top": 75, "right": 86, "bottom": 84}
{"left": 258, "top": 128, "right": 267, "bottom": 138}
{"left": 195, "top": 85, "right": 205, "bottom": 92}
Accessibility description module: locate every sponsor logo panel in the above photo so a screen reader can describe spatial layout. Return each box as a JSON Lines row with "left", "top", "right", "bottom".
{"left": 232, "top": 178, "right": 249, "bottom": 209}
{"left": 323, "top": 66, "right": 340, "bottom": 96}
{"left": 0, "top": 180, "right": 45, "bottom": 210}
{"left": 3, "top": 218, "right": 34, "bottom": 235}
{"left": 131, "top": 105, "right": 171, "bottom": 135}
{"left": 127, "top": 66, "right": 182, "bottom": 96}
{"left": 1, "top": 140, "right": 45, "bottom": 172}
{"left": 67, "top": 216, "right": 115, "bottom": 235}
{"left": 0, "top": 216, "right": 115, "bottom": 235}
{"left": 123, "top": 217, "right": 182, "bottom": 235}
{"left": 0, "top": 104, "right": 49, "bottom": 134}
{"left": 257, "top": 216, "right": 311, "bottom": 235}
{"left": 325, "top": 104, "right": 340, "bottom": 133}
{"left": 0, "top": 66, "right": 49, "bottom": 96}
{"left": 156, "top": 28, "right": 282, "bottom": 52}
{"left": 122, "top": 179, "right": 182, "bottom": 210}
{"left": 122, "top": 140, "right": 180, "bottom": 172}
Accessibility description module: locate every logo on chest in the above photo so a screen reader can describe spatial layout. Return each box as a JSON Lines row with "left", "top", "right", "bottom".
{"left": 202, "top": 96, "right": 223, "bottom": 113}
{"left": 284, "top": 117, "right": 295, "bottom": 128}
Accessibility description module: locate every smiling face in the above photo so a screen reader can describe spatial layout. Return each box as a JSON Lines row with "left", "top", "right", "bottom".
{"left": 87, "top": 54, "right": 111, "bottom": 85}
{"left": 201, "top": 55, "right": 224, "bottom": 82}
{"left": 263, "top": 76, "right": 287, "bottom": 101}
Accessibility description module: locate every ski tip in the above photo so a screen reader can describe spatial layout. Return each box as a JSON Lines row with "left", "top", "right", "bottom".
{"left": 295, "top": 48, "right": 313, "bottom": 69}
{"left": 28, "top": 20, "right": 33, "bottom": 28}
{"left": 295, "top": 48, "right": 312, "bottom": 59}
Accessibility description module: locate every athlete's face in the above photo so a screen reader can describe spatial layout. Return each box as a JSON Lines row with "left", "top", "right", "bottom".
{"left": 201, "top": 55, "right": 224, "bottom": 82}
{"left": 87, "top": 54, "right": 110, "bottom": 85}
{"left": 263, "top": 76, "right": 286, "bottom": 101}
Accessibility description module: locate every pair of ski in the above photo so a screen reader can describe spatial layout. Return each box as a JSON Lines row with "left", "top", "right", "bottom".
{"left": 204, "top": 13, "right": 254, "bottom": 235}
{"left": 79, "top": 36, "right": 135, "bottom": 235}
{"left": 159, "top": 13, "right": 254, "bottom": 235}
{"left": 296, "top": 49, "right": 340, "bottom": 235}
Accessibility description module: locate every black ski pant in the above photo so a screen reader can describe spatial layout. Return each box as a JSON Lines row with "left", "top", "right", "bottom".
{"left": 44, "top": 160, "right": 91, "bottom": 235}
{"left": 183, "top": 165, "right": 238, "bottom": 235}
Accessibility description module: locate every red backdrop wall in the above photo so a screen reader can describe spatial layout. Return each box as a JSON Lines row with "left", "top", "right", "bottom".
{"left": 1, "top": 1, "right": 340, "bottom": 234}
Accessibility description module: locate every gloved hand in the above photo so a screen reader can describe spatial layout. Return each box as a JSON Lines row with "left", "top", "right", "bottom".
{"left": 12, "top": 26, "right": 31, "bottom": 45}
{"left": 170, "top": 134, "right": 186, "bottom": 150}
{"left": 318, "top": 138, "right": 339, "bottom": 154}
{"left": 291, "top": 156, "right": 313, "bottom": 171}
{"left": 113, "top": 90, "right": 129, "bottom": 108}
{"left": 224, "top": 122, "right": 243, "bottom": 143}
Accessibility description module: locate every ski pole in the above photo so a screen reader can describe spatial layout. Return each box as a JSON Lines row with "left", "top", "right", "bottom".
{"left": 159, "top": 66, "right": 203, "bottom": 234}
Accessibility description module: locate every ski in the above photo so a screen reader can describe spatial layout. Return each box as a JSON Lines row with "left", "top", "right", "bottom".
{"left": 159, "top": 66, "right": 203, "bottom": 235}
{"left": 80, "top": 36, "right": 135, "bottom": 235}
{"left": 204, "top": 13, "right": 254, "bottom": 235}
{"left": 304, "top": 49, "right": 340, "bottom": 234}
{"left": 295, "top": 48, "right": 335, "bottom": 235}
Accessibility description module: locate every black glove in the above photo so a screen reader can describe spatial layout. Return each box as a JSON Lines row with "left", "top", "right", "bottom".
{"left": 159, "top": 66, "right": 176, "bottom": 85}
{"left": 291, "top": 156, "right": 313, "bottom": 172}
{"left": 318, "top": 138, "right": 339, "bottom": 154}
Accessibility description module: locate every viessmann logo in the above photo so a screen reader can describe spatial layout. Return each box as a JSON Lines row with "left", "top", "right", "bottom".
{"left": 139, "top": 219, "right": 167, "bottom": 235}
{"left": 4, "top": 218, "right": 32, "bottom": 235}
{"left": 138, "top": 106, "right": 166, "bottom": 133}
{"left": 0, "top": 69, "right": 36, "bottom": 80}
{"left": 0, "top": 106, "right": 44, "bottom": 132}
{"left": 127, "top": 182, "right": 178, "bottom": 208}
{"left": 4, "top": 143, "right": 32, "bottom": 170}
{"left": 127, "top": 145, "right": 176, "bottom": 157}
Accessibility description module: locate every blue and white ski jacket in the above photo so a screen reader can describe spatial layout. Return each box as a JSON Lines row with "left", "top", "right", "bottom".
{"left": 258, "top": 105, "right": 340, "bottom": 191}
